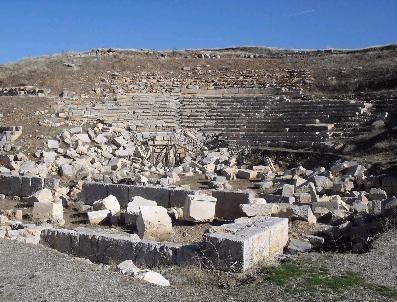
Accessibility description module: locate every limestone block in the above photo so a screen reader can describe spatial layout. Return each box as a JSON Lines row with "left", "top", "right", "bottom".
{"left": 169, "top": 188, "right": 194, "bottom": 208}
{"left": 213, "top": 190, "right": 255, "bottom": 220}
{"left": 133, "top": 270, "right": 170, "bottom": 286}
{"left": 27, "top": 188, "right": 53, "bottom": 205}
{"left": 272, "top": 203, "right": 317, "bottom": 224}
{"left": 183, "top": 194, "right": 216, "bottom": 222}
{"left": 87, "top": 209, "right": 110, "bottom": 224}
{"left": 0, "top": 174, "right": 22, "bottom": 196}
{"left": 129, "top": 185, "right": 170, "bottom": 208}
{"left": 282, "top": 184, "right": 295, "bottom": 197}
{"left": 59, "top": 164, "right": 74, "bottom": 177}
{"left": 72, "top": 133, "right": 91, "bottom": 144}
{"left": 286, "top": 239, "right": 312, "bottom": 254}
{"left": 125, "top": 196, "right": 157, "bottom": 226}
{"left": 47, "top": 140, "right": 59, "bottom": 149}
{"left": 117, "top": 260, "right": 140, "bottom": 275}
{"left": 81, "top": 182, "right": 108, "bottom": 205}
{"left": 237, "top": 169, "right": 257, "bottom": 180}
{"left": 93, "top": 195, "right": 120, "bottom": 215}
{"left": 107, "top": 184, "right": 130, "bottom": 207}
{"left": 32, "top": 201, "right": 64, "bottom": 223}
{"left": 136, "top": 206, "right": 173, "bottom": 241}
{"left": 203, "top": 217, "right": 288, "bottom": 272}
{"left": 240, "top": 203, "right": 274, "bottom": 217}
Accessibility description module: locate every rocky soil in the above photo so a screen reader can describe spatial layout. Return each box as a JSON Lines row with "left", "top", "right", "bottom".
{"left": 0, "top": 229, "right": 395, "bottom": 302}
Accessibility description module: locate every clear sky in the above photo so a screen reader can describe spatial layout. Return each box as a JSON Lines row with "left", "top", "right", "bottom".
{"left": 1, "top": 0, "right": 396, "bottom": 63}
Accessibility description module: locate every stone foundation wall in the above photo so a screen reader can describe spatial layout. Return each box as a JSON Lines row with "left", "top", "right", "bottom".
{"left": 0, "top": 174, "right": 58, "bottom": 197}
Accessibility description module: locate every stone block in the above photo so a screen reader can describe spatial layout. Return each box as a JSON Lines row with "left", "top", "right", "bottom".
{"left": 82, "top": 182, "right": 108, "bottom": 205}
{"left": 93, "top": 195, "right": 120, "bottom": 215}
{"left": 32, "top": 201, "right": 64, "bottom": 223}
{"left": 203, "top": 217, "right": 288, "bottom": 272}
{"left": 106, "top": 184, "right": 130, "bottom": 207}
{"left": 27, "top": 188, "right": 53, "bottom": 204}
{"left": 0, "top": 174, "right": 22, "bottom": 196}
{"left": 240, "top": 203, "right": 274, "bottom": 217}
{"left": 87, "top": 210, "right": 110, "bottom": 225}
{"left": 237, "top": 169, "right": 257, "bottom": 180}
{"left": 213, "top": 190, "right": 255, "bottom": 220}
{"left": 183, "top": 194, "right": 216, "bottom": 222}
{"left": 129, "top": 186, "right": 170, "bottom": 208}
{"left": 169, "top": 188, "right": 194, "bottom": 208}
{"left": 136, "top": 206, "right": 173, "bottom": 241}
{"left": 125, "top": 196, "right": 157, "bottom": 226}
{"left": 282, "top": 184, "right": 295, "bottom": 197}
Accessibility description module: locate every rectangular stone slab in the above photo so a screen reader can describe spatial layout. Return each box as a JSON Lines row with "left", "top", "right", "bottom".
{"left": 203, "top": 217, "right": 288, "bottom": 272}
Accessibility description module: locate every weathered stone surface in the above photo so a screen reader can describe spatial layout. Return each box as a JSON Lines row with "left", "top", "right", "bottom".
{"left": 93, "top": 195, "right": 120, "bottom": 215}
{"left": 183, "top": 194, "right": 216, "bottom": 222}
{"left": 169, "top": 188, "right": 194, "bottom": 208}
{"left": 125, "top": 196, "right": 157, "bottom": 226}
{"left": 237, "top": 169, "right": 257, "bottom": 180}
{"left": 213, "top": 190, "right": 255, "bottom": 220}
{"left": 26, "top": 188, "right": 53, "bottom": 205}
{"left": 286, "top": 239, "right": 312, "bottom": 254}
{"left": 136, "top": 206, "right": 173, "bottom": 241}
{"left": 203, "top": 217, "right": 288, "bottom": 272}
{"left": 272, "top": 204, "right": 317, "bottom": 224}
{"left": 117, "top": 260, "right": 140, "bottom": 275}
{"left": 0, "top": 174, "right": 22, "bottom": 196}
{"left": 129, "top": 186, "right": 170, "bottom": 208}
{"left": 241, "top": 203, "right": 316, "bottom": 224}
{"left": 240, "top": 203, "right": 274, "bottom": 217}
{"left": 107, "top": 184, "right": 129, "bottom": 207}
{"left": 32, "top": 201, "right": 64, "bottom": 224}
{"left": 40, "top": 227, "right": 181, "bottom": 267}
{"left": 87, "top": 210, "right": 110, "bottom": 224}
{"left": 282, "top": 184, "right": 295, "bottom": 197}
{"left": 133, "top": 270, "right": 170, "bottom": 286}
{"left": 47, "top": 140, "right": 59, "bottom": 149}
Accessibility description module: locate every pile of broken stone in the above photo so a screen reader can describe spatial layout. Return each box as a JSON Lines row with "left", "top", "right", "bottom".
{"left": 0, "top": 125, "right": 396, "bottom": 285}
{"left": 0, "top": 124, "right": 206, "bottom": 184}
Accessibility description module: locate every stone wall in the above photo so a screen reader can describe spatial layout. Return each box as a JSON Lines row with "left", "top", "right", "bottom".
{"left": 0, "top": 174, "right": 57, "bottom": 197}
{"left": 81, "top": 182, "right": 194, "bottom": 208}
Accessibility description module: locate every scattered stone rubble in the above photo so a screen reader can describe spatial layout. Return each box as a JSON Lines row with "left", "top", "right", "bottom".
{"left": 0, "top": 137, "right": 395, "bottom": 276}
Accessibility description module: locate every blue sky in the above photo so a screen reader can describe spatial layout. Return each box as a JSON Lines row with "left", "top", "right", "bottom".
{"left": 0, "top": 0, "right": 396, "bottom": 63}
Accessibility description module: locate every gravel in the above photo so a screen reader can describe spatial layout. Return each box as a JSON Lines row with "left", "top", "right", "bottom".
{"left": 0, "top": 229, "right": 395, "bottom": 302}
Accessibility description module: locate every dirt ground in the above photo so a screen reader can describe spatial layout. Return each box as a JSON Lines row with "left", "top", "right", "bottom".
{"left": 0, "top": 228, "right": 395, "bottom": 302}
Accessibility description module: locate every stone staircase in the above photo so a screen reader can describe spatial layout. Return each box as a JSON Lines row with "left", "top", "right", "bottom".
{"left": 178, "top": 96, "right": 373, "bottom": 148}
{"left": 65, "top": 91, "right": 397, "bottom": 150}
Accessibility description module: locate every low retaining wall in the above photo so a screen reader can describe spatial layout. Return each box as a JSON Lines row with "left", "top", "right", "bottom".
{"left": 40, "top": 227, "right": 197, "bottom": 268}
{"left": 0, "top": 174, "right": 58, "bottom": 197}
{"left": 81, "top": 182, "right": 194, "bottom": 208}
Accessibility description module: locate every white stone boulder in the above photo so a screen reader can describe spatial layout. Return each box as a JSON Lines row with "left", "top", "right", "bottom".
{"left": 93, "top": 195, "right": 120, "bottom": 215}
{"left": 136, "top": 206, "right": 173, "bottom": 241}
{"left": 125, "top": 196, "right": 157, "bottom": 226}
{"left": 117, "top": 260, "right": 140, "bottom": 276}
{"left": 32, "top": 201, "right": 64, "bottom": 224}
{"left": 27, "top": 189, "right": 53, "bottom": 205}
{"left": 117, "top": 260, "right": 170, "bottom": 286}
{"left": 134, "top": 270, "right": 170, "bottom": 287}
{"left": 47, "top": 139, "right": 59, "bottom": 149}
{"left": 183, "top": 194, "right": 216, "bottom": 222}
{"left": 87, "top": 209, "right": 110, "bottom": 224}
